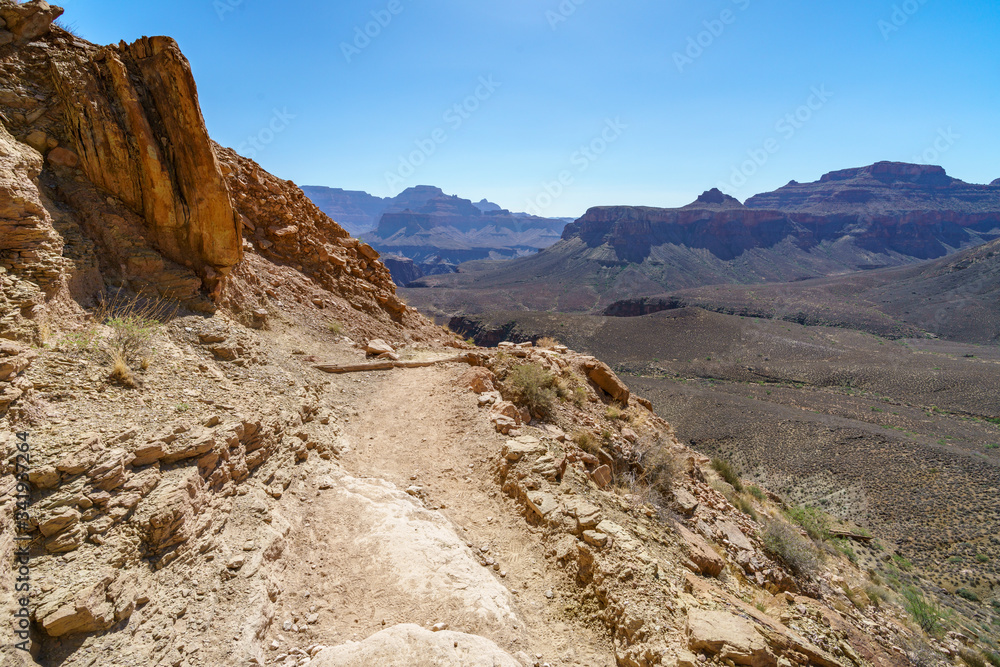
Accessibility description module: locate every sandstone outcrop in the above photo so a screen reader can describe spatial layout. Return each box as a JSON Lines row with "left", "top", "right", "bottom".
{"left": 51, "top": 35, "right": 241, "bottom": 292}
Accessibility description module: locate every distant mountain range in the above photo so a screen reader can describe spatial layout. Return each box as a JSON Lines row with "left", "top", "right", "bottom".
{"left": 401, "top": 162, "right": 1000, "bottom": 318}
{"left": 301, "top": 185, "right": 571, "bottom": 283}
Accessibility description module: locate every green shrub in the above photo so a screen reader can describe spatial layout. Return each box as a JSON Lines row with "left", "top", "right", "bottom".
{"left": 748, "top": 484, "right": 765, "bottom": 501}
{"left": 892, "top": 554, "right": 914, "bottom": 572}
{"left": 506, "top": 364, "right": 557, "bottom": 418}
{"left": 983, "top": 652, "right": 1000, "bottom": 667}
{"left": 711, "top": 458, "right": 743, "bottom": 492}
{"left": 763, "top": 521, "right": 818, "bottom": 575}
{"left": 976, "top": 553, "right": 989, "bottom": 563}
{"left": 786, "top": 505, "right": 829, "bottom": 541}
{"left": 956, "top": 588, "right": 980, "bottom": 602}
{"left": 903, "top": 587, "right": 944, "bottom": 634}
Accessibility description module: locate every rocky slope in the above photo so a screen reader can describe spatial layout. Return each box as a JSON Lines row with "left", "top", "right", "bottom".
{"left": 603, "top": 235, "right": 1000, "bottom": 344}
{"left": 402, "top": 165, "right": 1000, "bottom": 317}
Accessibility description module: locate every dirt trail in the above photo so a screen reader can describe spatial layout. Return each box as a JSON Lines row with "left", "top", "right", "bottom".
{"left": 334, "top": 364, "right": 617, "bottom": 666}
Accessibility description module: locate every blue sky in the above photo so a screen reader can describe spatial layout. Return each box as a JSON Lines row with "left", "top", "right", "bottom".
{"left": 58, "top": 0, "right": 999, "bottom": 218}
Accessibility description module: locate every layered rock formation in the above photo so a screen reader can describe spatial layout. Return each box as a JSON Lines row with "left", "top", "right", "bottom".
{"left": 405, "top": 164, "right": 1000, "bottom": 316}
{"left": 361, "top": 187, "right": 569, "bottom": 284}
{"left": 50, "top": 35, "right": 241, "bottom": 292}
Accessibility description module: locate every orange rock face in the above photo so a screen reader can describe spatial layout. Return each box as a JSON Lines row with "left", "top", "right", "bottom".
{"left": 52, "top": 36, "right": 241, "bottom": 289}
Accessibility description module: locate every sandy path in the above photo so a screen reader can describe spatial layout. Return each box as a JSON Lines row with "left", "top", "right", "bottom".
{"left": 335, "top": 364, "right": 616, "bottom": 666}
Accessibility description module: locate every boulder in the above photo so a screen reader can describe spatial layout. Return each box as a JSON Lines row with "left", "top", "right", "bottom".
{"left": 590, "top": 464, "right": 612, "bottom": 489}
{"left": 676, "top": 525, "right": 725, "bottom": 577}
{"left": 459, "top": 366, "right": 496, "bottom": 394}
{"left": 366, "top": 339, "right": 395, "bottom": 356}
{"left": 583, "top": 359, "right": 630, "bottom": 404}
{"left": 311, "top": 624, "right": 521, "bottom": 667}
{"left": 687, "top": 608, "right": 775, "bottom": 667}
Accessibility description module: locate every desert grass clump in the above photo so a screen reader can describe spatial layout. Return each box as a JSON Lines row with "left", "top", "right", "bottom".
{"left": 960, "top": 651, "right": 988, "bottom": 667}
{"left": 763, "top": 520, "right": 819, "bottom": 575}
{"left": 983, "top": 652, "right": 1000, "bottom": 667}
{"left": 605, "top": 405, "right": 625, "bottom": 421}
{"left": 328, "top": 320, "right": 344, "bottom": 336}
{"left": 734, "top": 494, "right": 759, "bottom": 521}
{"left": 96, "top": 290, "right": 175, "bottom": 368}
{"left": 574, "top": 431, "right": 599, "bottom": 455}
{"left": 506, "top": 363, "right": 557, "bottom": 418}
{"left": 108, "top": 352, "right": 136, "bottom": 388}
{"left": 711, "top": 457, "right": 743, "bottom": 492}
{"left": 748, "top": 484, "right": 766, "bottom": 501}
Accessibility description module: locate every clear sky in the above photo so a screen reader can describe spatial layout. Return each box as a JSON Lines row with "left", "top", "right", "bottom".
{"left": 58, "top": 0, "right": 999, "bottom": 218}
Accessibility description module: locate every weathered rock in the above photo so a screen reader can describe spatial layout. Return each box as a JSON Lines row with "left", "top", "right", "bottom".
{"left": 500, "top": 438, "right": 546, "bottom": 462}
{"left": 677, "top": 525, "right": 725, "bottom": 577}
{"left": 46, "top": 146, "right": 79, "bottom": 169}
{"left": 311, "top": 624, "right": 521, "bottom": 667}
{"left": 52, "top": 35, "right": 241, "bottom": 290}
{"left": 0, "top": 0, "right": 62, "bottom": 43}
{"left": 525, "top": 491, "right": 560, "bottom": 520}
{"left": 365, "top": 339, "right": 394, "bottom": 356}
{"left": 459, "top": 366, "right": 496, "bottom": 394}
{"left": 38, "top": 508, "right": 81, "bottom": 537}
{"left": 687, "top": 608, "right": 775, "bottom": 667}
{"left": 583, "top": 359, "right": 630, "bottom": 404}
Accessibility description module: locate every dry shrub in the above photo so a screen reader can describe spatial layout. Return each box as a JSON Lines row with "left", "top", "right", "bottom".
{"left": 574, "top": 431, "right": 599, "bottom": 455}
{"left": 108, "top": 352, "right": 136, "bottom": 388}
{"left": 505, "top": 364, "right": 557, "bottom": 418}
{"left": 638, "top": 446, "right": 678, "bottom": 499}
{"left": 96, "top": 290, "right": 175, "bottom": 369}
{"left": 535, "top": 336, "right": 560, "bottom": 349}
{"left": 763, "top": 520, "right": 819, "bottom": 575}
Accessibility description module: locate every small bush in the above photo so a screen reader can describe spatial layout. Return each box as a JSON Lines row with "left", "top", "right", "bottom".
{"left": 572, "top": 386, "right": 588, "bottom": 407}
{"left": 786, "top": 505, "right": 829, "bottom": 541}
{"left": 606, "top": 405, "right": 625, "bottom": 421}
{"left": 748, "top": 484, "right": 765, "bottom": 501}
{"left": 711, "top": 458, "right": 743, "bottom": 492}
{"left": 903, "top": 587, "right": 944, "bottom": 634}
{"left": 763, "top": 521, "right": 818, "bottom": 575}
{"left": 956, "top": 588, "right": 980, "bottom": 602}
{"left": 328, "top": 320, "right": 344, "bottom": 336}
{"left": 975, "top": 553, "right": 989, "bottom": 563}
{"left": 95, "top": 290, "right": 174, "bottom": 369}
{"left": 506, "top": 364, "right": 557, "bottom": 418}
{"left": 983, "top": 652, "right": 1000, "bottom": 667}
